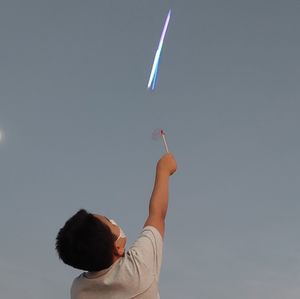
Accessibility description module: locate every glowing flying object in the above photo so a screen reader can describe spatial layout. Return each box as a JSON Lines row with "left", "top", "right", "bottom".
{"left": 152, "top": 128, "right": 169, "bottom": 153}
{"left": 147, "top": 9, "right": 171, "bottom": 90}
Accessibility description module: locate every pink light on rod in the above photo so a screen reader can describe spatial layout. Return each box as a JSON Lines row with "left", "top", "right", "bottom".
{"left": 160, "top": 130, "right": 169, "bottom": 153}
{"left": 152, "top": 128, "right": 169, "bottom": 153}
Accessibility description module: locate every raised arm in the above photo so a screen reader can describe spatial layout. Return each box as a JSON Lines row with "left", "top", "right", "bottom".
{"left": 144, "top": 153, "right": 177, "bottom": 238}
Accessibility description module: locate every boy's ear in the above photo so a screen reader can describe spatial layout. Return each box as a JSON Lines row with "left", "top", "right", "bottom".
{"left": 117, "top": 245, "right": 125, "bottom": 257}
{"left": 112, "top": 243, "right": 124, "bottom": 257}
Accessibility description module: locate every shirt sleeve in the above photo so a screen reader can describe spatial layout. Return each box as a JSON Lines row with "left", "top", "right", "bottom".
{"left": 127, "top": 226, "right": 163, "bottom": 280}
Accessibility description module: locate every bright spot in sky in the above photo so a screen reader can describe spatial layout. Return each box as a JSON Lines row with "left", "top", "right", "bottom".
{"left": 0, "top": 130, "right": 4, "bottom": 143}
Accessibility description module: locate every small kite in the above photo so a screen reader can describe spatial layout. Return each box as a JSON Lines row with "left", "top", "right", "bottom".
{"left": 147, "top": 9, "right": 171, "bottom": 90}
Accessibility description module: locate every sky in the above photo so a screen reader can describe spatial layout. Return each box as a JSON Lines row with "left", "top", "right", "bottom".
{"left": 0, "top": 0, "right": 300, "bottom": 298}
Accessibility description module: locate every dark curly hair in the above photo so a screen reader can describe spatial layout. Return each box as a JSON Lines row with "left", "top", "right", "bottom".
{"left": 56, "top": 209, "right": 115, "bottom": 271}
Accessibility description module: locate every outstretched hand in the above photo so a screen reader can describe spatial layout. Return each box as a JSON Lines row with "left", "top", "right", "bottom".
{"left": 156, "top": 153, "right": 177, "bottom": 176}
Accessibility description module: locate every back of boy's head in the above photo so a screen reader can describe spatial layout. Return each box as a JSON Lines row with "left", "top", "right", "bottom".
{"left": 56, "top": 209, "right": 115, "bottom": 271}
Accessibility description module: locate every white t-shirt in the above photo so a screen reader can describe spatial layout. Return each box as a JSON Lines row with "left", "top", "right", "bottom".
{"left": 71, "top": 226, "right": 163, "bottom": 299}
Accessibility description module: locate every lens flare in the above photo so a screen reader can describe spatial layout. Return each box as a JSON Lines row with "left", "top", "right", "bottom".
{"left": 0, "top": 129, "right": 4, "bottom": 143}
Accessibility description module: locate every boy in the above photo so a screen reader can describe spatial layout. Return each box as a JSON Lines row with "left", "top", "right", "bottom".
{"left": 56, "top": 153, "right": 177, "bottom": 298}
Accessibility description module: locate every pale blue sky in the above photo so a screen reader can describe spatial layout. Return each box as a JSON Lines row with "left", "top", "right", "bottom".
{"left": 1, "top": 1, "right": 300, "bottom": 298}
